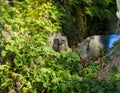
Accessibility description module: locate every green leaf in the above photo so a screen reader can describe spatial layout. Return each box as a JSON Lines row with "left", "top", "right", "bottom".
{"left": 1, "top": 50, "right": 7, "bottom": 57}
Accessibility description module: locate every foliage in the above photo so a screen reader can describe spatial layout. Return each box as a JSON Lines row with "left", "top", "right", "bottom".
{"left": 71, "top": 0, "right": 115, "bottom": 20}
{"left": 57, "top": 0, "right": 115, "bottom": 22}
{"left": 0, "top": 0, "right": 62, "bottom": 92}
{"left": 0, "top": 0, "right": 119, "bottom": 93}
{"left": 57, "top": 0, "right": 115, "bottom": 47}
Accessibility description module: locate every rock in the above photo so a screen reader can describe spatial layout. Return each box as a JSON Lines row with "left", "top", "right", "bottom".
{"left": 76, "top": 34, "right": 120, "bottom": 58}
{"left": 116, "top": 0, "right": 120, "bottom": 19}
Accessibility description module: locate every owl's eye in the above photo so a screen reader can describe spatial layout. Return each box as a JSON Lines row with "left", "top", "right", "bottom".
{"left": 62, "top": 39, "right": 66, "bottom": 44}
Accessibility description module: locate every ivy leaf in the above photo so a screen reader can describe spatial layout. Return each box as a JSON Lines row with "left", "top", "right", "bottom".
{"left": 1, "top": 50, "right": 7, "bottom": 57}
